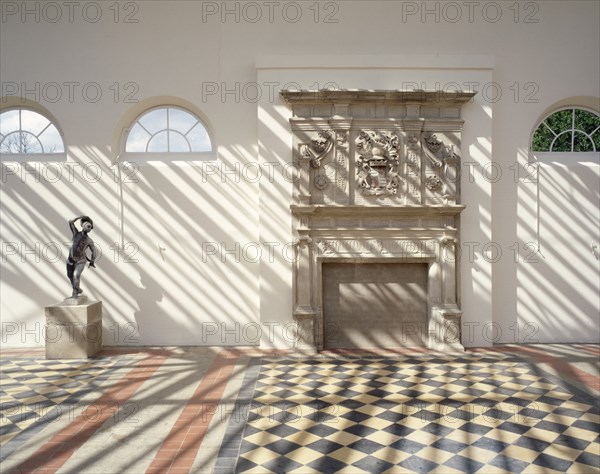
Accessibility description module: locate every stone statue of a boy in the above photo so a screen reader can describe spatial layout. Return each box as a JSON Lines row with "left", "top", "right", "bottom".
{"left": 67, "top": 216, "right": 97, "bottom": 298}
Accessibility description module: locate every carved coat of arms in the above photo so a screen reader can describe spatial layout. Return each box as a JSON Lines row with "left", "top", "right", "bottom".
{"left": 355, "top": 130, "right": 401, "bottom": 195}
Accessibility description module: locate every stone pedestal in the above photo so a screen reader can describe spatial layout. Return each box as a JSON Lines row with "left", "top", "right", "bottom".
{"left": 45, "top": 296, "right": 103, "bottom": 359}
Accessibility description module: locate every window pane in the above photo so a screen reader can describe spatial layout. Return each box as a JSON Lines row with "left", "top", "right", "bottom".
{"left": 187, "top": 122, "right": 212, "bottom": 152}
{"left": 21, "top": 110, "right": 50, "bottom": 136}
{"left": 1, "top": 131, "right": 22, "bottom": 153}
{"left": 22, "top": 133, "right": 43, "bottom": 153}
{"left": 0, "top": 110, "right": 20, "bottom": 137}
{"left": 531, "top": 125, "right": 553, "bottom": 152}
{"left": 573, "top": 132, "right": 594, "bottom": 152}
{"left": 147, "top": 130, "right": 169, "bottom": 152}
{"left": 169, "top": 108, "right": 198, "bottom": 135}
{"left": 574, "top": 109, "right": 600, "bottom": 135}
{"left": 168, "top": 131, "right": 190, "bottom": 152}
{"left": 138, "top": 108, "right": 167, "bottom": 135}
{"left": 126, "top": 123, "right": 151, "bottom": 152}
{"left": 39, "top": 125, "right": 64, "bottom": 153}
{"left": 593, "top": 131, "right": 600, "bottom": 151}
{"left": 1, "top": 131, "right": 43, "bottom": 153}
{"left": 23, "top": 132, "right": 43, "bottom": 153}
{"left": 545, "top": 110, "right": 572, "bottom": 134}
{"left": 551, "top": 131, "right": 573, "bottom": 152}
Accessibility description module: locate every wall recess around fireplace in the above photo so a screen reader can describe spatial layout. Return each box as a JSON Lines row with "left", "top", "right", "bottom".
{"left": 281, "top": 90, "right": 476, "bottom": 352}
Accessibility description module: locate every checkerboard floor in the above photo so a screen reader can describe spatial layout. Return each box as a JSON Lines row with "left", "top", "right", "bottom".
{"left": 0, "top": 356, "right": 118, "bottom": 451}
{"left": 0, "top": 346, "right": 598, "bottom": 473}
{"left": 217, "top": 353, "right": 600, "bottom": 474}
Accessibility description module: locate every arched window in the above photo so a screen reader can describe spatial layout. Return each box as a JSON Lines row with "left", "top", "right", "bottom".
{"left": 531, "top": 108, "right": 600, "bottom": 152}
{"left": 124, "top": 106, "right": 212, "bottom": 154}
{"left": 0, "top": 108, "right": 65, "bottom": 155}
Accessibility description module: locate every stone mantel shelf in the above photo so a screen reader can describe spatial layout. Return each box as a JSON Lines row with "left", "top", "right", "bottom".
{"left": 281, "top": 89, "right": 477, "bottom": 105}
{"left": 291, "top": 205, "right": 466, "bottom": 217}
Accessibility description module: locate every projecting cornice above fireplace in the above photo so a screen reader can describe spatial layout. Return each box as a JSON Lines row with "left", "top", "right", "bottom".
{"left": 280, "top": 89, "right": 477, "bottom": 106}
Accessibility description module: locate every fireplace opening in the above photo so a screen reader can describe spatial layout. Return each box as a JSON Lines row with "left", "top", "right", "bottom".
{"left": 322, "top": 262, "right": 428, "bottom": 349}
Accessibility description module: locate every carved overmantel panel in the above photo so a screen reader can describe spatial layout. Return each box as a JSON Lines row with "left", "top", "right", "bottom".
{"left": 282, "top": 90, "right": 476, "bottom": 352}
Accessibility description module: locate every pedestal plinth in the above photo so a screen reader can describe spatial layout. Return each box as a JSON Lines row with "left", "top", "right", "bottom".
{"left": 45, "top": 296, "right": 103, "bottom": 359}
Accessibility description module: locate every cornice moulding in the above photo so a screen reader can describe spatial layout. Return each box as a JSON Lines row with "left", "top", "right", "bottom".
{"left": 291, "top": 205, "right": 466, "bottom": 217}
{"left": 281, "top": 90, "right": 477, "bottom": 105}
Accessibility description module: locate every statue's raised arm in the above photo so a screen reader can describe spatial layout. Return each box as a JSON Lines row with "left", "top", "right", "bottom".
{"left": 68, "top": 215, "right": 85, "bottom": 236}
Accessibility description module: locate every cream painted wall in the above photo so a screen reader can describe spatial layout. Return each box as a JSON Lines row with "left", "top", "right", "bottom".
{"left": 1, "top": 1, "right": 598, "bottom": 347}
{"left": 515, "top": 151, "right": 599, "bottom": 343}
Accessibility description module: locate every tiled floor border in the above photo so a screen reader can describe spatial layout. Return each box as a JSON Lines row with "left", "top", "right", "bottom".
{"left": 576, "top": 344, "right": 600, "bottom": 356}
{"left": 12, "top": 353, "right": 169, "bottom": 473}
{"left": 212, "top": 358, "right": 262, "bottom": 474}
{"left": 0, "top": 354, "right": 134, "bottom": 462}
{"left": 0, "top": 349, "right": 178, "bottom": 463}
{"left": 507, "top": 345, "right": 600, "bottom": 400}
{"left": 491, "top": 346, "right": 600, "bottom": 404}
{"left": 146, "top": 349, "right": 241, "bottom": 474}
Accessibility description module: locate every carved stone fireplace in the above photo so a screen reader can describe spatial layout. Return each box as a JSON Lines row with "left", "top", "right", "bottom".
{"left": 281, "top": 90, "right": 476, "bottom": 352}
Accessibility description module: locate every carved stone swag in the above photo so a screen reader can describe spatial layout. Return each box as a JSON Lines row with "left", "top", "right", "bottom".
{"left": 281, "top": 90, "right": 476, "bottom": 352}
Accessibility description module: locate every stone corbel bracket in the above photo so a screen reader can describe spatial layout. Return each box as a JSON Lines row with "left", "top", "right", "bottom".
{"left": 299, "top": 130, "right": 334, "bottom": 168}
{"left": 422, "top": 132, "right": 463, "bottom": 205}
{"left": 423, "top": 132, "right": 461, "bottom": 167}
